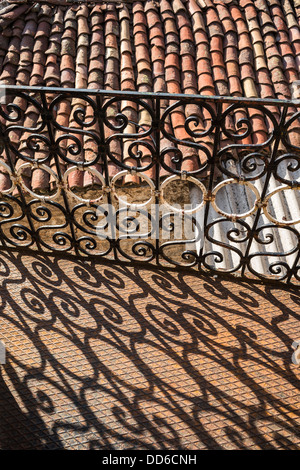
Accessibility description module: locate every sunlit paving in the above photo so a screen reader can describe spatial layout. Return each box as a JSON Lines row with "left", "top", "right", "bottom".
{"left": 0, "top": 0, "right": 300, "bottom": 452}
{"left": 0, "top": 252, "right": 299, "bottom": 450}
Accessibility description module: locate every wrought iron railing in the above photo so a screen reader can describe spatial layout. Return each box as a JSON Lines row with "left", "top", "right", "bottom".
{"left": 0, "top": 84, "right": 299, "bottom": 284}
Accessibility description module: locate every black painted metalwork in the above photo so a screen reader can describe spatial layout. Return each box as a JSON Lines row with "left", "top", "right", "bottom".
{"left": 0, "top": 84, "right": 299, "bottom": 284}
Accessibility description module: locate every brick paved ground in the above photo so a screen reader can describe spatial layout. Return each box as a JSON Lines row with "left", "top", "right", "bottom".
{"left": 0, "top": 251, "right": 299, "bottom": 450}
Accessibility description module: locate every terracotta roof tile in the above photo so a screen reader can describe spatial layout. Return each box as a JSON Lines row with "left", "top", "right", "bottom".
{"left": 250, "top": 28, "right": 264, "bottom": 45}
{"left": 210, "top": 36, "right": 223, "bottom": 53}
{"left": 195, "top": 42, "right": 210, "bottom": 61}
{"left": 241, "top": 63, "right": 256, "bottom": 80}
{"left": 224, "top": 31, "right": 238, "bottom": 47}
{"left": 224, "top": 45, "right": 239, "bottom": 63}
{"left": 238, "top": 32, "right": 253, "bottom": 51}
{"left": 211, "top": 50, "right": 226, "bottom": 67}
{"left": 212, "top": 61, "right": 227, "bottom": 80}
{"left": 197, "top": 58, "right": 212, "bottom": 75}
{"left": 180, "top": 41, "right": 195, "bottom": 55}
{"left": 226, "top": 60, "right": 240, "bottom": 77}
{"left": 0, "top": 3, "right": 31, "bottom": 32}
{"left": 239, "top": 48, "right": 254, "bottom": 64}
{"left": 229, "top": 75, "right": 243, "bottom": 95}
{"left": 278, "top": 42, "right": 295, "bottom": 57}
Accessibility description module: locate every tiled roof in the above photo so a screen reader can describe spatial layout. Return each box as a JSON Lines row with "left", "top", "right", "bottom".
{"left": 1, "top": 0, "right": 300, "bottom": 193}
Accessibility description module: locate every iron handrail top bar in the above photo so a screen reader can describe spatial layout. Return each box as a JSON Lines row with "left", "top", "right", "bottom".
{"left": 1, "top": 84, "right": 300, "bottom": 108}
{"left": 7, "top": 0, "right": 139, "bottom": 3}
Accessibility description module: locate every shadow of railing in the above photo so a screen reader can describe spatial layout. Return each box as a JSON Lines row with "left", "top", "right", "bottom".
{"left": 0, "top": 251, "right": 299, "bottom": 449}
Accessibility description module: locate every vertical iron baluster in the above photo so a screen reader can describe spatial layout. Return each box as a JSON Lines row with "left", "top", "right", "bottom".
{"left": 40, "top": 90, "right": 80, "bottom": 256}
{"left": 155, "top": 96, "right": 161, "bottom": 265}
{"left": 199, "top": 101, "right": 223, "bottom": 272}
{"left": 0, "top": 119, "right": 10, "bottom": 249}
{"left": 241, "top": 104, "right": 288, "bottom": 278}
{"left": 0, "top": 91, "right": 43, "bottom": 250}
{"left": 285, "top": 106, "right": 300, "bottom": 284}
{"left": 96, "top": 94, "right": 116, "bottom": 260}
